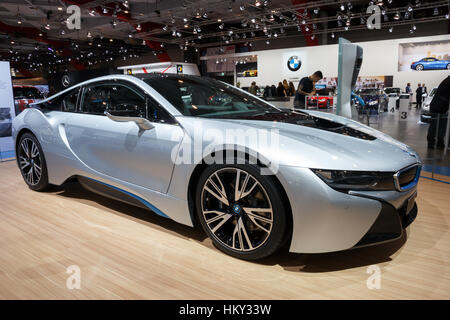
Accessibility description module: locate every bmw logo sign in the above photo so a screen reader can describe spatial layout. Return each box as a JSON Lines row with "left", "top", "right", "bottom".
{"left": 287, "top": 56, "right": 301, "bottom": 71}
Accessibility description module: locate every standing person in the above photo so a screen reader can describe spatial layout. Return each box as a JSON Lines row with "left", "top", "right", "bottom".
{"left": 282, "top": 79, "right": 290, "bottom": 94}
{"left": 422, "top": 83, "right": 427, "bottom": 101}
{"left": 415, "top": 83, "right": 422, "bottom": 109}
{"left": 294, "top": 71, "right": 323, "bottom": 109}
{"left": 427, "top": 76, "right": 450, "bottom": 149}
{"left": 248, "top": 81, "right": 258, "bottom": 95}
{"left": 277, "top": 82, "right": 287, "bottom": 97}
{"left": 405, "top": 83, "right": 412, "bottom": 94}
{"left": 288, "top": 81, "right": 296, "bottom": 96}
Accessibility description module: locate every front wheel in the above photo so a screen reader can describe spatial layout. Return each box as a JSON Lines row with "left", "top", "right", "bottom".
{"left": 195, "top": 164, "right": 288, "bottom": 260}
{"left": 17, "top": 133, "right": 50, "bottom": 191}
{"left": 415, "top": 64, "right": 424, "bottom": 71}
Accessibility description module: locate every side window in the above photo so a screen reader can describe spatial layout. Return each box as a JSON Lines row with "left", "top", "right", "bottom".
{"left": 82, "top": 84, "right": 111, "bottom": 115}
{"left": 108, "top": 84, "right": 146, "bottom": 118}
{"left": 146, "top": 96, "right": 176, "bottom": 124}
{"left": 62, "top": 88, "right": 80, "bottom": 112}
{"left": 40, "top": 95, "right": 64, "bottom": 111}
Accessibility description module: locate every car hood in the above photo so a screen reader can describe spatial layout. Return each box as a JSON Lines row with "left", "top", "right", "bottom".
{"left": 176, "top": 110, "right": 420, "bottom": 171}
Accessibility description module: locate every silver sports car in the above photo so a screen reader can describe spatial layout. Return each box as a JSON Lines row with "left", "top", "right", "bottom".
{"left": 12, "top": 74, "right": 421, "bottom": 260}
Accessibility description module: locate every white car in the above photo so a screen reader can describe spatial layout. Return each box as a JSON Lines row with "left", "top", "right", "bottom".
{"left": 421, "top": 88, "right": 437, "bottom": 123}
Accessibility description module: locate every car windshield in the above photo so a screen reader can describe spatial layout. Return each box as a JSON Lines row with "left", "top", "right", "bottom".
{"left": 13, "top": 87, "right": 43, "bottom": 99}
{"left": 358, "top": 89, "right": 379, "bottom": 95}
{"left": 429, "top": 88, "right": 437, "bottom": 97}
{"left": 384, "top": 88, "right": 400, "bottom": 95}
{"left": 142, "top": 75, "right": 280, "bottom": 118}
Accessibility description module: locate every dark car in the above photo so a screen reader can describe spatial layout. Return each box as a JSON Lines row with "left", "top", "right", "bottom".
{"left": 357, "top": 88, "right": 389, "bottom": 112}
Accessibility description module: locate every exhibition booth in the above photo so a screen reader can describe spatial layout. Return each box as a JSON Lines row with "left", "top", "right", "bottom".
{"left": 0, "top": 0, "right": 449, "bottom": 304}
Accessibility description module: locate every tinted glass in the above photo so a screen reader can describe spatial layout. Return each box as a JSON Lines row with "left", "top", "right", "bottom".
{"left": 62, "top": 88, "right": 79, "bottom": 112}
{"left": 82, "top": 83, "right": 145, "bottom": 116}
{"left": 143, "top": 75, "right": 279, "bottom": 119}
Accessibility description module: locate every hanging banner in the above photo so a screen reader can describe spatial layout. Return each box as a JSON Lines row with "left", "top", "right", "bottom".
{"left": 0, "top": 61, "right": 15, "bottom": 160}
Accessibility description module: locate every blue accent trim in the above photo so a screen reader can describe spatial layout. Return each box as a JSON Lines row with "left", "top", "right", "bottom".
{"left": 399, "top": 166, "right": 422, "bottom": 191}
{"left": 422, "top": 165, "right": 450, "bottom": 178}
{"left": 85, "top": 177, "right": 170, "bottom": 219}
{"left": 0, "top": 150, "right": 15, "bottom": 161}
{"left": 420, "top": 176, "right": 450, "bottom": 185}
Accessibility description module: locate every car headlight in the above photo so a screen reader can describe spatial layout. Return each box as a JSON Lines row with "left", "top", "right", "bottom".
{"left": 311, "top": 169, "right": 396, "bottom": 191}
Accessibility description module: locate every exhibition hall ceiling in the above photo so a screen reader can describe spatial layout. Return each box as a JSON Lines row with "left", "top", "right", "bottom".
{"left": 0, "top": 0, "right": 448, "bottom": 72}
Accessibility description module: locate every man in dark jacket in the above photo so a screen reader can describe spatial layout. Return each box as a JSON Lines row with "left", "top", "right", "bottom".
{"left": 427, "top": 76, "right": 450, "bottom": 149}
{"left": 415, "top": 83, "right": 422, "bottom": 109}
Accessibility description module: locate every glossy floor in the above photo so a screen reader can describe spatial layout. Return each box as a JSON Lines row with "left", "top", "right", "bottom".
{"left": 0, "top": 161, "right": 448, "bottom": 299}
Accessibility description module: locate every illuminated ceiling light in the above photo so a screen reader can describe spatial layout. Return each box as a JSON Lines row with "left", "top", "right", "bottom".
{"left": 446, "top": 13, "right": 450, "bottom": 19}
{"left": 136, "top": 24, "right": 142, "bottom": 31}
{"left": 376, "top": 0, "right": 384, "bottom": 5}
{"left": 265, "top": 40, "right": 270, "bottom": 44}
{"left": 103, "top": 8, "right": 108, "bottom": 14}
{"left": 128, "top": 33, "right": 133, "bottom": 38}
{"left": 344, "top": 26, "right": 349, "bottom": 30}
{"left": 331, "top": 32, "right": 335, "bottom": 38}
{"left": 389, "top": 26, "right": 393, "bottom": 32}
{"left": 340, "top": 4, "right": 345, "bottom": 11}
{"left": 313, "top": 8, "right": 319, "bottom": 14}
{"left": 109, "top": 38, "right": 113, "bottom": 42}
{"left": 412, "top": 24, "right": 416, "bottom": 30}
{"left": 217, "top": 19, "right": 222, "bottom": 22}
{"left": 407, "top": 4, "right": 413, "bottom": 12}
{"left": 347, "top": 2, "right": 353, "bottom": 10}
{"left": 58, "top": 7, "right": 63, "bottom": 11}
{"left": 60, "top": 29, "right": 65, "bottom": 35}
{"left": 162, "top": 25, "right": 168, "bottom": 31}
{"left": 255, "top": 0, "right": 262, "bottom": 7}
{"left": 219, "top": 23, "right": 224, "bottom": 29}
{"left": 415, "top": 0, "right": 421, "bottom": 7}
{"left": 44, "top": 23, "right": 51, "bottom": 30}
{"left": 433, "top": 8, "right": 439, "bottom": 15}
{"left": 183, "top": 17, "right": 188, "bottom": 22}
{"left": 240, "top": 5, "right": 245, "bottom": 11}
{"left": 203, "top": 12, "right": 208, "bottom": 18}
{"left": 87, "top": 31, "right": 92, "bottom": 38}
{"left": 311, "top": 34, "right": 315, "bottom": 40}
{"left": 89, "top": 10, "right": 96, "bottom": 16}
{"left": 393, "top": 12, "right": 400, "bottom": 20}
{"left": 123, "top": 1, "right": 129, "bottom": 8}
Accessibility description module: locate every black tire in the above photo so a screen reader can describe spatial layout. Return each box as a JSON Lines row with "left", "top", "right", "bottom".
{"left": 447, "top": 63, "right": 450, "bottom": 70}
{"left": 195, "top": 164, "right": 288, "bottom": 260}
{"left": 17, "top": 132, "right": 50, "bottom": 191}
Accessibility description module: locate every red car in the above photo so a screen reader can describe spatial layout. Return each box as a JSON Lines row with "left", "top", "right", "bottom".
{"left": 306, "top": 95, "right": 334, "bottom": 108}
{"left": 13, "top": 86, "right": 44, "bottom": 115}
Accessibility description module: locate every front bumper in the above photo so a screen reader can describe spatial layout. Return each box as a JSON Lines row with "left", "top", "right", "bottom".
{"left": 276, "top": 166, "right": 418, "bottom": 253}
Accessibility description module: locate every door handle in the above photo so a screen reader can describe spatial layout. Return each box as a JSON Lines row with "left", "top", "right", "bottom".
{"left": 105, "top": 111, "right": 154, "bottom": 131}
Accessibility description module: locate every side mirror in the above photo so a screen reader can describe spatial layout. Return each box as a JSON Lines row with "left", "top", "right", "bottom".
{"left": 104, "top": 111, "right": 154, "bottom": 131}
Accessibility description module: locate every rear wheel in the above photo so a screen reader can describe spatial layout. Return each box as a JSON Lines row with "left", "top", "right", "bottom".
{"left": 196, "top": 164, "right": 288, "bottom": 260}
{"left": 447, "top": 63, "right": 450, "bottom": 70}
{"left": 17, "top": 133, "right": 50, "bottom": 191}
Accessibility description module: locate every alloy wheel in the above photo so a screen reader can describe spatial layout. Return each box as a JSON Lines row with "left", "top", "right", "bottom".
{"left": 18, "top": 138, "right": 42, "bottom": 186}
{"left": 200, "top": 167, "right": 273, "bottom": 252}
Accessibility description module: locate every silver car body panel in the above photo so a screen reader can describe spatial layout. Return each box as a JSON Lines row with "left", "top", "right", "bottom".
{"left": 12, "top": 75, "right": 421, "bottom": 254}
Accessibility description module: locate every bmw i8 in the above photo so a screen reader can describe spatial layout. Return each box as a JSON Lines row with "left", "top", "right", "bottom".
{"left": 12, "top": 74, "right": 421, "bottom": 260}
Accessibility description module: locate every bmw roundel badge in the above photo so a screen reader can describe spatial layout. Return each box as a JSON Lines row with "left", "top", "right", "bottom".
{"left": 287, "top": 56, "right": 301, "bottom": 71}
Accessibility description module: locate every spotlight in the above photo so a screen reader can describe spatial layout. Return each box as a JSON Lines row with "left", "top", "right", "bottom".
{"left": 389, "top": 26, "right": 393, "bottom": 32}
{"left": 89, "top": 10, "right": 96, "bottom": 16}
{"left": 393, "top": 12, "right": 400, "bottom": 20}
{"left": 331, "top": 32, "right": 335, "bottom": 38}
{"left": 255, "top": 0, "right": 262, "bottom": 7}
{"left": 136, "top": 24, "right": 142, "bottom": 31}
{"left": 313, "top": 8, "right": 319, "bottom": 14}
{"left": 340, "top": 4, "right": 345, "bottom": 11}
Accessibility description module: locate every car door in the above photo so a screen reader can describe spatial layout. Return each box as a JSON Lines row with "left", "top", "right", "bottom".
{"left": 63, "top": 80, "right": 184, "bottom": 193}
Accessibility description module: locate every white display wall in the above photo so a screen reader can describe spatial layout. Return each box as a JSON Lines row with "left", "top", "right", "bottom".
{"left": 237, "top": 34, "right": 450, "bottom": 94}
{"left": 0, "top": 61, "right": 15, "bottom": 160}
